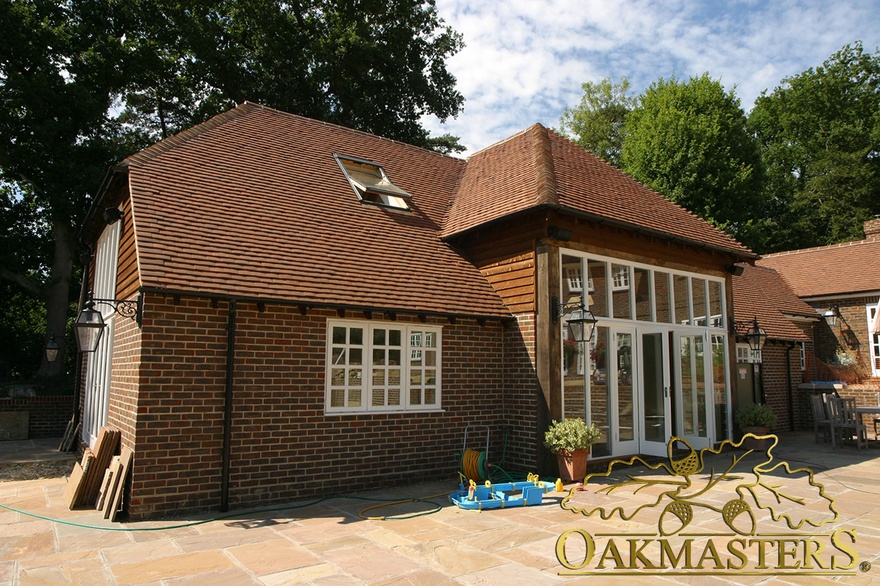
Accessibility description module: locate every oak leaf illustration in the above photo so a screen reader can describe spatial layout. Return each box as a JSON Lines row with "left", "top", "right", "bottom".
{"left": 560, "top": 434, "right": 838, "bottom": 535}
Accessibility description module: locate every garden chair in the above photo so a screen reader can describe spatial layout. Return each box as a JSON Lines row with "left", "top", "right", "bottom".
{"left": 809, "top": 393, "right": 831, "bottom": 444}
{"left": 827, "top": 396, "right": 867, "bottom": 449}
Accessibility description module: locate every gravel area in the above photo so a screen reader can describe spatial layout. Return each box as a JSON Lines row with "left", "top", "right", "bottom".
{"left": 0, "top": 460, "right": 75, "bottom": 482}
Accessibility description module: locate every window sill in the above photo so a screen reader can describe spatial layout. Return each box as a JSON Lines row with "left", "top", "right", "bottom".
{"left": 324, "top": 408, "right": 445, "bottom": 417}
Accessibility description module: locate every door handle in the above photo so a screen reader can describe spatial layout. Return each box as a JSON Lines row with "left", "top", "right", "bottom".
{"left": 664, "top": 387, "right": 669, "bottom": 398}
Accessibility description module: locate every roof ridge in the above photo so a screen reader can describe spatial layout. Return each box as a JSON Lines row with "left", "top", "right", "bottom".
{"left": 762, "top": 237, "right": 879, "bottom": 257}
{"left": 530, "top": 124, "right": 558, "bottom": 206}
{"left": 122, "top": 101, "right": 459, "bottom": 169}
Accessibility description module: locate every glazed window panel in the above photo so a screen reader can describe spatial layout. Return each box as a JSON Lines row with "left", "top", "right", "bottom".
{"left": 692, "top": 278, "right": 707, "bottom": 326}
{"left": 654, "top": 271, "right": 672, "bottom": 324}
{"left": 562, "top": 255, "right": 584, "bottom": 301}
{"left": 587, "top": 260, "right": 608, "bottom": 318}
{"left": 326, "top": 321, "right": 441, "bottom": 413}
{"left": 712, "top": 334, "right": 729, "bottom": 441}
{"left": 558, "top": 251, "right": 727, "bottom": 331}
{"left": 408, "top": 329, "right": 440, "bottom": 409}
{"left": 673, "top": 275, "right": 690, "bottom": 325}
{"left": 589, "top": 327, "right": 611, "bottom": 458}
{"left": 708, "top": 280, "right": 724, "bottom": 328}
{"left": 633, "top": 268, "right": 652, "bottom": 321}
{"left": 612, "top": 264, "right": 632, "bottom": 320}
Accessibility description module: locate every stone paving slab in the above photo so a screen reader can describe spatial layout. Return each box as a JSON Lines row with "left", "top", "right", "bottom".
{"left": 1, "top": 432, "right": 880, "bottom": 584}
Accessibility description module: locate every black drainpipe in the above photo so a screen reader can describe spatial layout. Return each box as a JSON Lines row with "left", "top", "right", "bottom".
{"left": 221, "top": 298, "right": 237, "bottom": 512}
{"left": 786, "top": 342, "right": 796, "bottom": 431}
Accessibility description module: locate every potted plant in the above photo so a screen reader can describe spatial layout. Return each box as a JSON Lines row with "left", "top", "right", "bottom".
{"left": 735, "top": 403, "right": 777, "bottom": 451}
{"left": 544, "top": 418, "right": 601, "bottom": 481}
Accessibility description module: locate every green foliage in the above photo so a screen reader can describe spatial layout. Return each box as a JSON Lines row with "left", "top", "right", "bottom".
{"left": 747, "top": 42, "right": 880, "bottom": 253}
{"left": 735, "top": 403, "right": 777, "bottom": 429}
{"left": 116, "top": 0, "right": 464, "bottom": 148}
{"left": 558, "top": 77, "right": 636, "bottom": 166}
{"left": 0, "top": 0, "right": 465, "bottom": 378}
{"left": 0, "top": 282, "right": 45, "bottom": 381}
{"left": 544, "top": 418, "right": 602, "bottom": 453}
{"left": 620, "top": 73, "right": 764, "bottom": 243}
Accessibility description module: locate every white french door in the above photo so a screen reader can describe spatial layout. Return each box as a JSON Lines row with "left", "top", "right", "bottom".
{"left": 637, "top": 329, "right": 671, "bottom": 457}
{"left": 610, "top": 327, "right": 638, "bottom": 456}
{"left": 82, "top": 219, "right": 121, "bottom": 446}
{"left": 672, "top": 331, "right": 714, "bottom": 450}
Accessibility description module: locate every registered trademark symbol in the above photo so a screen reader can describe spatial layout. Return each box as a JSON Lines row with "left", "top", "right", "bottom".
{"left": 860, "top": 561, "right": 871, "bottom": 572}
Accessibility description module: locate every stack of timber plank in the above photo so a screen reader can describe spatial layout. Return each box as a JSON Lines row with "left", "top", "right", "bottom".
{"left": 63, "top": 427, "right": 127, "bottom": 518}
{"left": 96, "top": 447, "right": 133, "bottom": 521}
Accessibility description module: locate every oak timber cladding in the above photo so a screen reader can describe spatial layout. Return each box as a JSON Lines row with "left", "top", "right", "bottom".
{"left": 480, "top": 252, "right": 536, "bottom": 313}
{"left": 115, "top": 196, "right": 140, "bottom": 300}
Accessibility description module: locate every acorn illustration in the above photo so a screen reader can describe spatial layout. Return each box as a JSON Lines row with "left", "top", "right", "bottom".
{"left": 722, "top": 498, "right": 756, "bottom": 535}
{"left": 668, "top": 438, "right": 701, "bottom": 477}
{"left": 659, "top": 500, "right": 694, "bottom": 535}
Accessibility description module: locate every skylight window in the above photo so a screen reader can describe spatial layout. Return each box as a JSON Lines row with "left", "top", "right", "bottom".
{"left": 335, "top": 155, "right": 412, "bottom": 210}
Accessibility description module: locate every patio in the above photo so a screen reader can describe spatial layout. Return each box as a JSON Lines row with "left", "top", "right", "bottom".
{"left": 2, "top": 432, "right": 880, "bottom": 584}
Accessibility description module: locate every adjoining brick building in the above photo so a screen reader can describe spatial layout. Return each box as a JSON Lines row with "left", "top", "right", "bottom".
{"left": 79, "top": 102, "right": 760, "bottom": 520}
{"left": 758, "top": 218, "right": 880, "bottom": 404}
{"left": 730, "top": 264, "right": 819, "bottom": 432}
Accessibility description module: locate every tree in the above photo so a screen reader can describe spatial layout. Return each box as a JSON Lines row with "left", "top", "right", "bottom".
{"left": 620, "top": 74, "right": 764, "bottom": 243}
{"left": 557, "top": 77, "right": 635, "bottom": 167}
{"left": 116, "top": 0, "right": 464, "bottom": 147}
{"left": 0, "top": 0, "right": 127, "bottom": 378}
{"left": 0, "top": 0, "right": 465, "bottom": 379}
{"left": 747, "top": 42, "right": 880, "bottom": 253}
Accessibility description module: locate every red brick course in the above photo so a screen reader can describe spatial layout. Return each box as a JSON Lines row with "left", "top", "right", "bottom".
{"left": 119, "top": 294, "right": 524, "bottom": 520}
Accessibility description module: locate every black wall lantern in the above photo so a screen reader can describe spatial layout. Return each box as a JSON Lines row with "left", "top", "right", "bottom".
{"left": 740, "top": 316, "right": 767, "bottom": 361}
{"left": 822, "top": 305, "right": 841, "bottom": 327}
{"left": 44, "top": 333, "right": 60, "bottom": 362}
{"left": 732, "top": 315, "right": 767, "bottom": 362}
{"left": 74, "top": 293, "right": 142, "bottom": 353}
{"left": 552, "top": 296, "right": 598, "bottom": 343}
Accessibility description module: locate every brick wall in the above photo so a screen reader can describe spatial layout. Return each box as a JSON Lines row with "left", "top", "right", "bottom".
{"left": 811, "top": 296, "right": 878, "bottom": 381}
{"left": 107, "top": 303, "right": 143, "bottom": 449}
{"left": 0, "top": 395, "right": 73, "bottom": 438}
{"left": 119, "top": 295, "right": 524, "bottom": 520}
{"left": 759, "top": 341, "right": 807, "bottom": 432}
{"left": 500, "top": 313, "right": 540, "bottom": 473}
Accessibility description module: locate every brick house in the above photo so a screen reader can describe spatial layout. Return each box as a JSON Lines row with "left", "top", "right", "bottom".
{"left": 730, "top": 264, "right": 818, "bottom": 432}
{"left": 758, "top": 218, "right": 880, "bottom": 402}
{"left": 78, "top": 103, "right": 757, "bottom": 520}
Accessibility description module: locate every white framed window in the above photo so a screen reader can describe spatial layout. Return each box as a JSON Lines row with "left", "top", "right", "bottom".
{"left": 612, "top": 266, "right": 630, "bottom": 291}
{"left": 867, "top": 302, "right": 880, "bottom": 376}
{"left": 326, "top": 320, "right": 441, "bottom": 414}
{"left": 335, "top": 154, "right": 412, "bottom": 210}
{"left": 736, "top": 343, "right": 760, "bottom": 364}
{"left": 799, "top": 342, "right": 806, "bottom": 371}
{"left": 563, "top": 265, "right": 594, "bottom": 294}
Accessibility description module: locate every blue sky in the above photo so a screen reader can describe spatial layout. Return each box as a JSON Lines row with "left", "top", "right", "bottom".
{"left": 422, "top": 0, "right": 880, "bottom": 155}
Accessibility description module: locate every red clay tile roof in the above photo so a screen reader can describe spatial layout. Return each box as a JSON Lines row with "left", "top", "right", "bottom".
{"left": 113, "top": 104, "right": 756, "bottom": 317}
{"left": 732, "top": 264, "right": 814, "bottom": 341}
{"left": 122, "top": 102, "right": 510, "bottom": 318}
{"left": 757, "top": 238, "right": 880, "bottom": 298}
{"left": 444, "top": 124, "right": 754, "bottom": 258}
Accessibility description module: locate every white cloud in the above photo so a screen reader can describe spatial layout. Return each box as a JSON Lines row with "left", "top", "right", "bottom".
{"left": 424, "top": 0, "right": 880, "bottom": 155}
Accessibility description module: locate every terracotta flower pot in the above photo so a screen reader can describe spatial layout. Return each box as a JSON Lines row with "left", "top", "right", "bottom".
{"left": 555, "top": 448, "right": 590, "bottom": 482}
{"left": 741, "top": 426, "right": 772, "bottom": 451}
